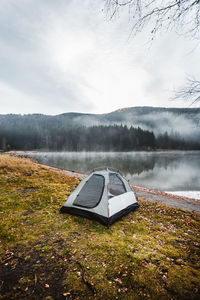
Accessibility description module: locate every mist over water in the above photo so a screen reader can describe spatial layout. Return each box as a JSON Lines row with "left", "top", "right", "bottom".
{"left": 25, "top": 151, "right": 200, "bottom": 191}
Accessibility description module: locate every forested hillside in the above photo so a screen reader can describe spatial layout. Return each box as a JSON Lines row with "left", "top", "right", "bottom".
{"left": 0, "top": 125, "right": 156, "bottom": 151}
{"left": 0, "top": 107, "right": 200, "bottom": 151}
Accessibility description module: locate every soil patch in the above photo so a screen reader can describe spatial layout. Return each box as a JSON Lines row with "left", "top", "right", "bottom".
{"left": 0, "top": 236, "right": 74, "bottom": 300}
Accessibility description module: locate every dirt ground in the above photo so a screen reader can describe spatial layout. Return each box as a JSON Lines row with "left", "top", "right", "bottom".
{"left": 132, "top": 186, "right": 200, "bottom": 214}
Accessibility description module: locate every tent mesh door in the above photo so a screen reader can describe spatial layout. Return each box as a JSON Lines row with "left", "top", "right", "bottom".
{"left": 73, "top": 174, "right": 105, "bottom": 208}
{"left": 109, "top": 173, "right": 126, "bottom": 196}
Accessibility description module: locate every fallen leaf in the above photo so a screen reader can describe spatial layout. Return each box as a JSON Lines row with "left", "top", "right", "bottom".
{"left": 88, "top": 280, "right": 94, "bottom": 286}
{"left": 114, "top": 278, "right": 123, "bottom": 285}
{"left": 119, "top": 230, "right": 126, "bottom": 236}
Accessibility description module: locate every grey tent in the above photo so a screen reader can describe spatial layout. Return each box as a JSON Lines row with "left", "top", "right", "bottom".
{"left": 60, "top": 168, "right": 139, "bottom": 226}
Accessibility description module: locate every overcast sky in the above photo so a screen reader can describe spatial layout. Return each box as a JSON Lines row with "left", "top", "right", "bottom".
{"left": 0, "top": 0, "right": 200, "bottom": 115}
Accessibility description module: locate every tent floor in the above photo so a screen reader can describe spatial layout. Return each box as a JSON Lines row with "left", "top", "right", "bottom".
{"left": 60, "top": 202, "right": 139, "bottom": 226}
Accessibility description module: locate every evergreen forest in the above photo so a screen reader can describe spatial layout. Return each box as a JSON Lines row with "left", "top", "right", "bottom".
{"left": 1, "top": 124, "right": 200, "bottom": 151}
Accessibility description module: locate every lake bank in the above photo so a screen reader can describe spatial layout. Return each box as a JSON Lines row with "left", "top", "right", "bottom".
{"left": 39, "top": 163, "right": 200, "bottom": 215}
{"left": 3, "top": 151, "right": 200, "bottom": 213}
{"left": 10, "top": 150, "right": 200, "bottom": 192}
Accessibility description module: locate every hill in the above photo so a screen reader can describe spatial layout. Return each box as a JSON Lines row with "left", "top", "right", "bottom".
{"left": 103, "top": 107, "right": 200, "bottom": 139}
{"left": 0, "top": 107, "right": 200, "bottom": 150}
{"left": 0, "top": 106, "right": 200, "bottom": 137}
{"left": 0, "top": 155, "right": 200, "bottom": 299}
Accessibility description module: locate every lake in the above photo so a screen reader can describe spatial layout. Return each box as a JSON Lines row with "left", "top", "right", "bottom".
{"left": 24, "top": 151, "right": 200, "bottom": 192}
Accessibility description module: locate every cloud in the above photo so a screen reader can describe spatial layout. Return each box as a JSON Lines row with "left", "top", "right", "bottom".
{"left": 0, "top": 0, "right": 199, "bottom": 115}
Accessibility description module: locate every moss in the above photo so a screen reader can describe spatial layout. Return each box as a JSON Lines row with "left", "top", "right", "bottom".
{"left": 0, "top": 155, "right": 200, "bottom": 299}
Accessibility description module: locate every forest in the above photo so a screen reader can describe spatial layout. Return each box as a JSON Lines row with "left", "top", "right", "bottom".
{"left": 0, "top": 124, "right": 200, "bottom": 151}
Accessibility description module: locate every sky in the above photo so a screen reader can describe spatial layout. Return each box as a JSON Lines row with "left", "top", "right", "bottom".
{"left": 0, "top": 0, "right": 200, "bottom": 115}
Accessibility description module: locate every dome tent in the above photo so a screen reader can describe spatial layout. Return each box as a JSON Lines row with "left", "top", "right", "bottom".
{"left": 60, "top": 168, "right": 139, "bottom": 226}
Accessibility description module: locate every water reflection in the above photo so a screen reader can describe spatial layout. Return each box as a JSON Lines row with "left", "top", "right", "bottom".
{"left": 26, "top": 151, "right": 200, "bottom": 191}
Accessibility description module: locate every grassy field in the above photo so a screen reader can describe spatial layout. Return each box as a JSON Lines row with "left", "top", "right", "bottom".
{"left": 0, "top": 155, "right": 200, "bottom": 300}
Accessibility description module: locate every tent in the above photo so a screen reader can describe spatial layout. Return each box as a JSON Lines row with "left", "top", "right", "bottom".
{"left": 60, "top": 168, "right": 139, "bottom": 226}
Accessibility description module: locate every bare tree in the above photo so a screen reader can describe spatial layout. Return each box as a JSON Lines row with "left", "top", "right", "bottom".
{"left": 174, "top": 78, "right": 200, "bottom": 105}
{"left": 105, "top": 0, "right": 200, "bottom": 39}
{"left": 105, "top": 0, "right": 200, "bottom": 103}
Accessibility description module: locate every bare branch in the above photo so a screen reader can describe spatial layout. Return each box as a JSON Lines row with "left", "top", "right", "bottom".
{"left": 105, "top": 0, "right": 200, "bottom": 39}
{"left": 174, "top": 78, "right": 200, "bottom": 104}
{"left": 105, "top": 1, "right": 200, "bottom": 104}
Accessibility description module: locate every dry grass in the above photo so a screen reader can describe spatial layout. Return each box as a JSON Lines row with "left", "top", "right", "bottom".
{"left": 0, "top": 154, "right": 38, "bottom": 174}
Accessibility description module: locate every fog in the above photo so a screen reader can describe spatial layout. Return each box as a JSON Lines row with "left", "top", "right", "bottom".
{"left": 24, "top": 151, "right": 200, "bottom": 191}
{"left": 57, "top": 108, "right": 200, "bottom": 141}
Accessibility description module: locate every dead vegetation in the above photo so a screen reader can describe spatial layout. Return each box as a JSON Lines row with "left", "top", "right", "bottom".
{"left": 0, "top": 155, "right": 38, "bottom": 174}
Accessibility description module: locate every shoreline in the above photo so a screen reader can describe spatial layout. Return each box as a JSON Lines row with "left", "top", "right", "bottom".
{"left": 2, "top": 152, "right": 200, "bottom": 213}
{"left": 40, "top": 163, "right": 200, "bottom": 214}
{"left": 3, "top": 149, "right": 200, "bottom": 155}
{"left": 40, "top": 163, "right": 200, "bottom": 203}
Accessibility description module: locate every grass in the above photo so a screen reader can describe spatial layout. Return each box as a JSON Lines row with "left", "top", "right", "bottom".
{"left": 0, "top": 154, "right": 200, "bottom": 299}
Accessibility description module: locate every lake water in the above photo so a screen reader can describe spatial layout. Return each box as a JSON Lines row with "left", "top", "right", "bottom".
{"left": 25, "top": 151, "right": 200, "bottom": 192}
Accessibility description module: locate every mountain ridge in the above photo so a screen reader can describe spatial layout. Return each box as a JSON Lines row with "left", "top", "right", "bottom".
{"left": 0, "top": 106, "right": 199, "bottom": 140}
{"left": 2, "top": 105, "right": 200, "bottom": 117}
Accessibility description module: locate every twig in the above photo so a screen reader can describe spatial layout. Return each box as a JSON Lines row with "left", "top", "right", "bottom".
{"left": 76, "top": 261, "right": 96, "bottom": 294}
{"left": 2, "top": 255, "right": 23, "bottom": 264}
{"left": 34, "top": 273, "right": 37, "bottom": 287}
{"left": 30, "top": 273, "right": 37, "bottom": 295}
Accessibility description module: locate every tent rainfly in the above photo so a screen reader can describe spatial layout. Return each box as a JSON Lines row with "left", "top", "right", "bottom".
{"left": 60, "top": 168, "right": 139, "bottom": 226}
